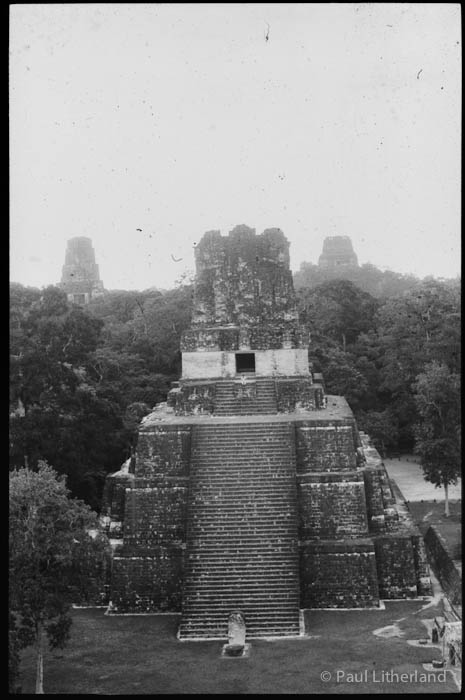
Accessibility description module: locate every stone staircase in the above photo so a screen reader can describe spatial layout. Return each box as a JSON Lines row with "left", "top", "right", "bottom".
{"left": 214, "top": 378, "right": 277, "bottom": 415}
{"left": 179, "top": 421, "right": 300, "bottom": 639}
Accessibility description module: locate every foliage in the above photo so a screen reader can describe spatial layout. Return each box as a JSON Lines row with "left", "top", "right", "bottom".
{"left": 375, "top": 278, "right": 461, "bottom": 444}
{"left": 356, "top": 409, "right": 399, "bottom": 458}
{"left": 10, "top": 282, "right": 194, "bottom": 508}
{"left": 413, "top": 362, "right": 461, "bottom": 514}
{"left": 298, "top": 279, "right": 379, "bottom": 351}
{"left": 294, "top": 260, "right": 422, "bottom": 299}
{"left": 297, "top": 276, "right": 461, "bottom": 453}
{"left": 9, "top": 268, "right": 459, "bottom": 508}
{"left": 9, "top": 286, "right": 128, "bottom": 509}
{"left": 9, "top": 463, "right": 108, "bottom": 693}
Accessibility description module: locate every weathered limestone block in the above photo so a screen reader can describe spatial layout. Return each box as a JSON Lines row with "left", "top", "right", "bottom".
{"left": 100, "top": 460, "right": 135, "bottom": 539}
{"left": 174, "top": 382, "right": 216, "bottom": 415}
{"left": 298, "top": 472, "right": 369, "bottom": 539}
{"left": 276, "top": 378, "right": 323, "bottom": 412}
{"left": 296, "top": 421, "right": 358, "bottom": 472}
{"left": 363, "top": 468, "right": 388, "bottom": 532}
{"left": 122, "top": 486, "right": 188, "bottom": 551}
{"left": 300, "top": 540, "right": 379, "bottom": 608}
{"left": 110, "top": 548, "right": 184, "bottom": 613}
{"left": 424, "top": 527, "right": 460, "bottom": 604}
{"left": 411, "top": 533, "right": 433, "bottom": 596}
{"left": 190, "top": 225, "right": 298, "bottom": 329}
{"left": 136, "top": 426, "right": 191, "bottom": 479}
{"left": 373, "top": 535, "right": 418, "bottom": 598}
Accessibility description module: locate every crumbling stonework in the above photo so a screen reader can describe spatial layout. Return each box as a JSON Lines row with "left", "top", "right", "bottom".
{"left": 101, "top": 224, "right": 430, "bottom": 638}
{"left": 59, "top": 236, "right": 104, "bottom": 305}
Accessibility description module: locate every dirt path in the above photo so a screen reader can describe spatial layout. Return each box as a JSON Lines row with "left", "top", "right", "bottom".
{"left": 383, "top": 455, "right": 461, "bottom": 502}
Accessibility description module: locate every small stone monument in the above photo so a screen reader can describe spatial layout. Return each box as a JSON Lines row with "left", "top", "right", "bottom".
{"left": 222, "top": 611, "right": 249, "bottom": 657}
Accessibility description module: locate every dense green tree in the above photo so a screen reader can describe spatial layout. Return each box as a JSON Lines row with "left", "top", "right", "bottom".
{"left": 375, "top": 279, "right": 461, "bottom": 446}
{"left": 9, "top": 286, "right": 129, "bottom": 507}
{"left": 9, "top": 463, "right": 108, "bottom": 693}
{"left": 88, "top": 284, "right": 193, "bottom": 377}
{"left": 413, "top": 362, "right": 461, "bottom": 516}
{"left": 298, "top": 280, "right": 379, "bottom": 351}
{"left": 356, "top": 409, "right": 399, "bottom": 458}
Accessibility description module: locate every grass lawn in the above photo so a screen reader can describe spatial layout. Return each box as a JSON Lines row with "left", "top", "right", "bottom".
{"left": 18, "top": 600, "right": 459, "bottom": 694}
{"left": 407, "top": 501, "right": 462, "bottom": 560}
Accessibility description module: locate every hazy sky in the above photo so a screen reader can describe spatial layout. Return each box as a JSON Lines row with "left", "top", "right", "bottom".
{"left": 10, "top": 3, "right": 461, "bottom": 291}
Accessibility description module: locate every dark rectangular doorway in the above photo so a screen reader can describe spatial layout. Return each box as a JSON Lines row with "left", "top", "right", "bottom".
{"left": 235, "top": 353, "right": 256, "bottom": 374}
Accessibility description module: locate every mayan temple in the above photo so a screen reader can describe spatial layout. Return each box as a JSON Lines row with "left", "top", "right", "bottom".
{"left": 318, "top": 235, "right": 359, "bottom": 268}
{"left": 101, "top": 224, "right": 431, "bottom": 640}
{"left": 59, "top": 236, "right": 104, "bottom": 304}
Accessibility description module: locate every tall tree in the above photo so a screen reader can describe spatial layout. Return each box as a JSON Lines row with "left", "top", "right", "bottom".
{"left": 10, "top": 285, "right": 128, "bottom": 507}
{"left": 375, "top": 278, "right": 461, "bottom": 446}
{"left": 9, "top": 463, "right": 108, "bottom": 693}
{"left": 298, "top": 279, "right": 379, "bottom": 351}
{"left": 413, "top": 362, "right": 461, "bottom": 516}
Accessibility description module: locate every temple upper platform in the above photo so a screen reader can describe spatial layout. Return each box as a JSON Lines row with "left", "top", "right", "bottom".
{"left": 180, "top": 225, "right": 310, "bottom": 381}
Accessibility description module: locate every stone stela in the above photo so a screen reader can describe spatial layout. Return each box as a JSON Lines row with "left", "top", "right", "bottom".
{"left": 222, "top": 611, "right": 248, "bottom": 657}
{"left": 101, "top": 224, "right": 431, "bottom": 640}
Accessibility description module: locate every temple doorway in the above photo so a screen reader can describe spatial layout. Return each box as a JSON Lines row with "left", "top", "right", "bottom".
{"left": 235, "top": 353, "right": 256, "bottom": 374}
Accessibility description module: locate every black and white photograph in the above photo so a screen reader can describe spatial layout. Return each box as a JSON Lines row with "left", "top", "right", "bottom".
{"left": 9, "top": 3, "right": 461, "bottom": 694}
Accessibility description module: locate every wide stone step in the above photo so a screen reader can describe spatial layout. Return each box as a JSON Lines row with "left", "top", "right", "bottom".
{"left": 185, "top": 558, "right": 298, "bottom": 566}
{"left": 214, "top": 412, "right": 277, "bottom": 416}
{"left": 185, "top": 566, "right": 299, "bottom": 574}
{"left": 182, "top": 600, "right": 299, "bottom": 609}
{"left": 185, "top": 569, "right": 299, "bottom": 577}
{"left": 186, "top": 543, "right": 297, "bottom": 551}
{"left": 194, "top": 433, "right": 287, "bottom": 438}
{"left": 186, "top": 551, "right": 297, "bottom": 557}
{"left": 214, "top": 398, "right": 277, "bottom": 402}
{"left": 187, "top": 522, "right": 296, "bottom": 529}
{"left": 189, "top": 490, "right": 294, "bottom": 496}
{"left": 183, "top": 573, "right": 298, "bottom": 582}
{"left": 192, "top": 455, "right": 290, "bottom": 461}
{"left": 185, "top": 557, "right": 299, "bottom": 566}
{"left": 182, "top": 601, "right": 300, "bottom": 611}
{"left": 189, "top": 490, "right": 294, "bottom": 497}
{"left": 178, "top": 625, "right": 300, "bottom": 638}
{"left": 181, "top": 615, "right": 299, "bottom": 626}
{"left": 182, "top": 588, "right": 300, "bottom": 597}
{"left": 193, "top": 447, "right": 288, "bottom": 452}
{"left": 178, "top": 631, "right": 300, "bottom": 639}
{"left": 194, "top": 427, "right": 290, "bottom": 433}
{"left": 186, "top": 533, "right": 296, "bottom": 541}
{"left": 191, "top": 463, "right": 291, "bottom": 469}
{"left": 182, "top": 421, "right": 298, "bottom": 635}
{"left": 182, "top": 610, "right": 299, "bottom": 620}
{"left": 182, "top": 587, "right": 299, "bottom": 596}
{"left": 186, "top": 530, "right": 297, "bottom": 538}
{"left": 187, "top": 515, "right": 296, "bottom": 522}
{"left": 191, "top": 483, "right": 292, "bottom": 490}
{"left": 188, "top": 505, "right": 296, "bottom": 514}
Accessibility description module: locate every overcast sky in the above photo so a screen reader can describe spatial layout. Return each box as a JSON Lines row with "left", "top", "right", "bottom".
{"left": 10, "top": 3, "right": 461, "bottom": 291}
